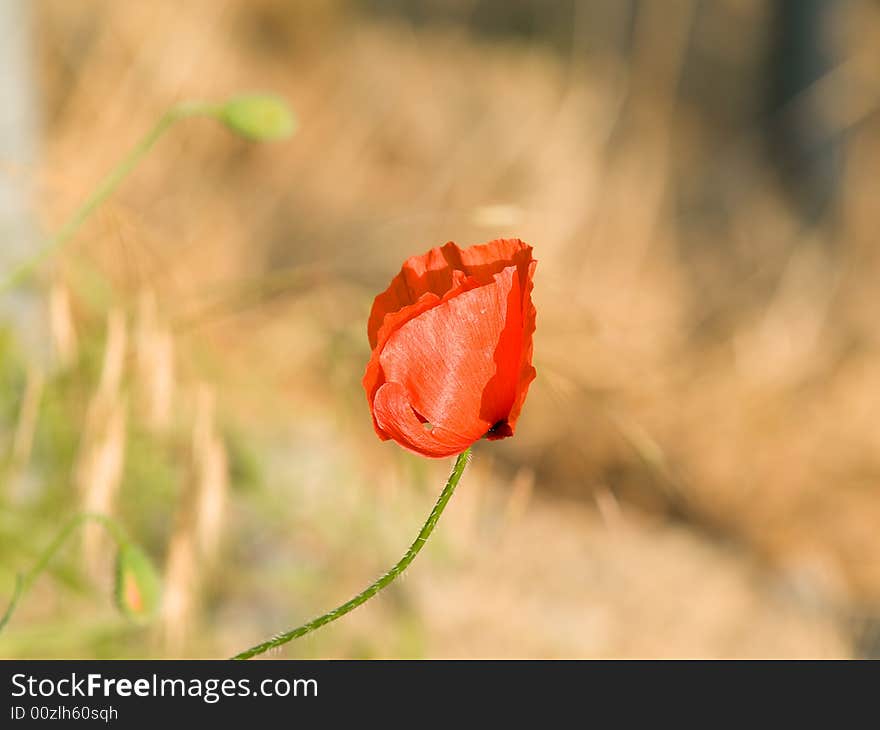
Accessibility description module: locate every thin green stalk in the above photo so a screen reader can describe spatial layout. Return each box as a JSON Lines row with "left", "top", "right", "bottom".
{"left": 0, "top": 512, "right": 128, "bottom": 634}
{"left": 0, "top": 100, "right": 221, "bottom": 294}
{"left": 232, "top": 449, "right": 472, "bottom": 660}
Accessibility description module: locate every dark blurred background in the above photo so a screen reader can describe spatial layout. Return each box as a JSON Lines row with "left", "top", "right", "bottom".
{"left": 1, "top": 0, "right": 879, "bottom": 657}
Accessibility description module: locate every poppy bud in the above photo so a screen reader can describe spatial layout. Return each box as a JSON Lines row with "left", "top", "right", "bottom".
{"left": 219, "top": 95, "right": 296, "bottom": 141}
{"left": 363, "top": 239, "right": 536, "bottom": 458}
{"left": 114, "top": 543, "right": 161, "bottom": 622}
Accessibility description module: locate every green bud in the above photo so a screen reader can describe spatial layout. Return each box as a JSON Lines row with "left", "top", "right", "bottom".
{"left": 219, "top": 94, "right": 296, "bottom": 141}
{"left": 114, "top": 543, "right": 161, "bottom": 622}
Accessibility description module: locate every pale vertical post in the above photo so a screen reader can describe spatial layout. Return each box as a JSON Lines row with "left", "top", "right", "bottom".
{"left": 0, "top": 0, "right": 45, "bottom": 357}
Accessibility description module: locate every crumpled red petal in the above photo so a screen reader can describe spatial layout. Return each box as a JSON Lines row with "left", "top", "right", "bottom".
{"left": 372, "top": 382, "right": 475, "bottom": 458}
{"left": 364, "top": 238, "right": 536, "bottom": 458}
{"left": 363, "top": 270, "right": 480, "bottom": 440}
{"left": 504, "top": 258, "right": 537, "bottom": 433}
{"left": 368, "top": 239, "right": 532, "bottom": 348}
{"left": 373, "top": 266, "right": 521, "bottom": 454}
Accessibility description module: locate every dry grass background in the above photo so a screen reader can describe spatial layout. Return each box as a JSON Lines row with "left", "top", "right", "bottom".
{"left": 1, "top": 0, "right": 880, "bottom": 657}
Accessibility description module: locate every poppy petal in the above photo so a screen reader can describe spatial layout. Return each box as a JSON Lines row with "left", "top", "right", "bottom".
{"left": 363, "top": 290, "right": 442, "bottom": 437}
{"left": 367, "top": 239, "right": 531, "bottom": 349}
{"left": 372, "top": 382, "right": 475, "bottom": 457}
{"left": 364, "top": 238, "right": 536, "bottom": 458}
{"left": 505, "top": 258, "right": 537, "bottom": 431}
{"left": 363, "top": 273, "right": 484, "bottom": 439}
{"left": 367, "top": 252, "right": 469, "bottom": 348}
{"left": 378, "top": 265, "right": 521, "bottom": 446}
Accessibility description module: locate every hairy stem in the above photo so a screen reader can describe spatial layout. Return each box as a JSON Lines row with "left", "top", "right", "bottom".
{"left": 0, "top": 512, "right": 128, "bottom": 633}
{"left": 232, "top": 449, "right": 471, "bottom": 660}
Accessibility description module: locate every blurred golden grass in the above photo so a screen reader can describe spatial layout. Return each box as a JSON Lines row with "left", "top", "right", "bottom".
{"left": 1, "top": 0, "right": 880, "bottom": 656}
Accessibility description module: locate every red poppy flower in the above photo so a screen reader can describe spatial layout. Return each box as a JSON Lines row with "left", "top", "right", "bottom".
{"left": 363, "top": 238, "right": 536, "bottom": 458}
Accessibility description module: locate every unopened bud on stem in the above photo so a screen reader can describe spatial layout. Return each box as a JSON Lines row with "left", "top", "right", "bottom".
{"left": 219, "top": 94, "right": 296, "bottom": 141}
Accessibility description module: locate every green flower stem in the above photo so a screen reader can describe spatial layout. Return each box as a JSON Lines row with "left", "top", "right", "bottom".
{"left": 232, "top": 448, "right": 472, "bottom": 660}
{"left": 0, "top": 100, "right": 221, "bottom": 294}
{"left": 0, "top": 512, "right": 128, "bottom": 633}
